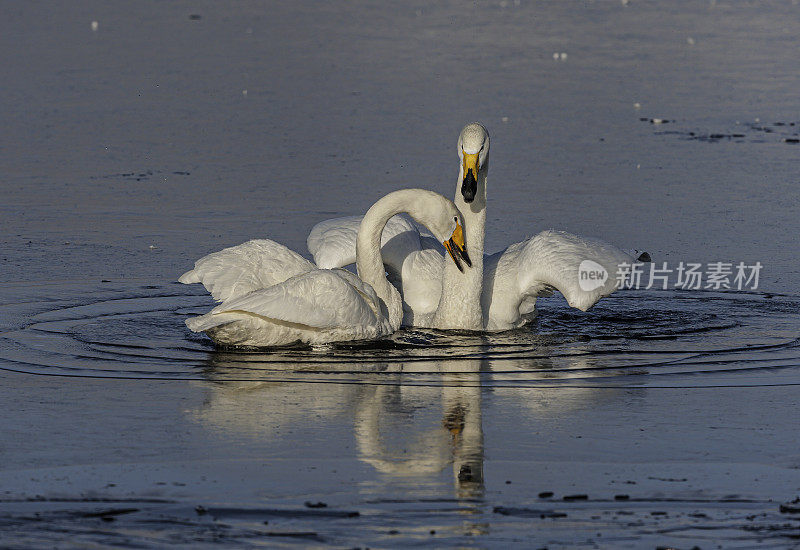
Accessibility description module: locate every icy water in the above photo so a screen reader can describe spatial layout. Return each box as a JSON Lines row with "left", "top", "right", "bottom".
{"left": 2, "top": 281, "right": 800, "bottom": 548}
{"left": 2, "top": 1, "right": 800, "bottom": 548}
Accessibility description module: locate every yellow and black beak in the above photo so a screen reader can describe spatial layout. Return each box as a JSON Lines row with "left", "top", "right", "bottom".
{"left": 461, "top": 151, "right": 479, "bottom": 203}
{"left": 443, "top": 221, "right": 472, "bottom": 272}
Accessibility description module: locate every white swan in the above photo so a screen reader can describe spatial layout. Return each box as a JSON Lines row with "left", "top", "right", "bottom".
{"left": 307, "top": 123, "right": 648, "bottom": 331}
{"left": 179, "top": 189, "right": 471, "bottom": 347}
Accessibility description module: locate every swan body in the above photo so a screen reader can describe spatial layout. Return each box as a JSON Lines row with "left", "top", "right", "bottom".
{"left": 307, "top": 123, "right": 646, "bottom": 331}
{"left": 308, "top": 214, "right": 446, "bottom": 326}
{"left": 183, "top": 261, "right": 390, "bottom": 347}
{"left": 180, "top": 189, "right": 469, "bottom": 347}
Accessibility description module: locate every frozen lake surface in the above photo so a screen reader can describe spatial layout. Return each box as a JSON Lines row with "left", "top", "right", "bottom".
{"left": 2, "top": 1, "right": 799, "bottom": 547}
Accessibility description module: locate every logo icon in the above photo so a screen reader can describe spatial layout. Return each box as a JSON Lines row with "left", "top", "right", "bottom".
{"left": 578, "top": 260, "right": 608, "bottom": 291}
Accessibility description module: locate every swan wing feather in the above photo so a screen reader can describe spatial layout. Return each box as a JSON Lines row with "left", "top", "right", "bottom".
{"left": 307, "top": 214, "right": 423, "bottom": 269}
{"left": 510, "top": 230, "right": 636, "bottom": 311}
{"left": 178, "top": 239, "right": 315, "bottom": 302}
{"left": 203, "top": 269, "right": 382, "bottom": 330}
{"left": 401, "top": 249, "right": 445, "bottom": 317}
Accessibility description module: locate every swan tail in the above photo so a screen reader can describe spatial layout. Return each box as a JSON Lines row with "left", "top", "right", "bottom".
{"left": 178, "top": 269, "right": 201, "bottom": 284}
{"left": 185, "top": 312, "right": 219, "bottom": 333}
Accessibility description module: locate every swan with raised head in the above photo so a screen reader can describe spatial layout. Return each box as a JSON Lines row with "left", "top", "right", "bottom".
{"left": 180, "top": 189, "right": 471, "bottom": 347}
{"left": 307, "top": 123, "right": 648, "bottom": 331}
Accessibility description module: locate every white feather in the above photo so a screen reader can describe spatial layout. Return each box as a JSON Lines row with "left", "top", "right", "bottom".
{"left": 482, "top": 230, "right": 636, "bottom": 330}
{"left": 308, "top": 213, "right": 434, "bottom": 270}
{"left": 179, "top": 239, "right": 315, "bottom": 302}
{"left": 306, "top": 123, "right": 648, "bottom": 331}
{"left": 181, "top": 190, "right": 467, "bottom": 346}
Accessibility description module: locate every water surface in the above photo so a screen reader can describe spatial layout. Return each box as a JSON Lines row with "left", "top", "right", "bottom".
{"left": 2, "top": 1, "right": 799, "bottom": 547}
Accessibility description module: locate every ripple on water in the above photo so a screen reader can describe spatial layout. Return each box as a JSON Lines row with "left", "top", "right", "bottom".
{"left": 0, "top": 281, "right": 798, "bottom": 389}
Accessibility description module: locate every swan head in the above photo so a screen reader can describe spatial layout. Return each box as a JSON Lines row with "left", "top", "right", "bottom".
{"left": 444, "top": 217, "right": 471, "bottom": 272}
{"left": 428, "top": 207, "right": 472, "bottom": 273}
{"left": 410, "top": 191, "right": 472, "bottom": 272}
{"left": 457, "top": 122, "right": 490, "bottom": 203}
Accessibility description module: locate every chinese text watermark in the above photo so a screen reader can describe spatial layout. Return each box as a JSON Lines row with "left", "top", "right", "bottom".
{"left": 614, "top": 261, "right": 762, "bottom": 290}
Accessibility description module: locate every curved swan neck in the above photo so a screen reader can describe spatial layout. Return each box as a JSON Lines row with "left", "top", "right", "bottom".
{"left": 356, "top": 189, "right": 439, "bottom": 330}
{"left": 433, "top": 162, "right": 487, "bottom": 330}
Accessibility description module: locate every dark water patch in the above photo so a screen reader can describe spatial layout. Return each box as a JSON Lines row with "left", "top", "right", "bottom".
{"left": 0, "top": 497, "right": 174, "bottom": 504}
{"left": 0, "top": 493, "right": 794, "bottom": 548}
{"left": 780, "top": 498, "right": 800, "bottom": 514}
{"left": 494, "top": 506, "right": 568, "bottom": 518}
{"left": 89, "top": 169, "right": 193, "bottom": 182}
{"left": 81, "top": 507, "right": 139, "bottom": 518}
{"left": 204, "top": 506, "right": 360, "bottom": 519}
{"left": 653, "top": 118, "right": 800, "bottom": 144}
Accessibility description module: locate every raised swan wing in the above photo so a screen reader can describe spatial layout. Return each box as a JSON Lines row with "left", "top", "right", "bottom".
{"left": 484, "top": 230, "right": 642, "bottom": 330}
{"left": 178, "top": 239, "right": 316, "bottom": 302}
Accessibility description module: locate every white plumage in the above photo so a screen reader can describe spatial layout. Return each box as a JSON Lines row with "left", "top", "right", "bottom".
{"left": 180, "top": 189, "right": 470, "bottom": 347}
{"left": 481, "top": 230, "right": 635, "bottom": 330}
{"left": 307, "top": 123, "right": 647, "bottom": 331}
{"left": 179, "top": 239, "right": 316, "bottom": 302}
{"left": 184, "top": 267, "right": 389, "bottom": 347}
{"left": 308, "top": 214, "right": 429, "bottom": 270}
{"left": 308, "top": 214, "right": 447, "bottom": 326}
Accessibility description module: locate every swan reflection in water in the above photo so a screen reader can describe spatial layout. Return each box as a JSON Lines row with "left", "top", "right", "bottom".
{"left": 189, "top": 339, "right": 614, "bottom": 508}
{"left": 352, "top": 359, "right": 486, "bottom": 500}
